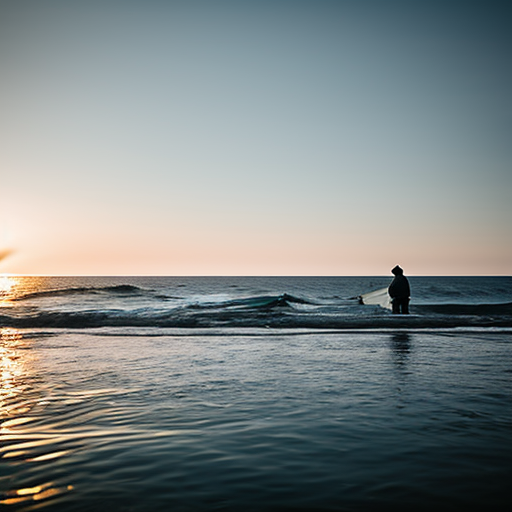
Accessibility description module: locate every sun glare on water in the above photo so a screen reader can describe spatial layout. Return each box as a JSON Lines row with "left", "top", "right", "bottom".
{"left": 0, "top": 275, "right": 15, "bottom": 294}
{"left": 0, "top": 275, "right": 48, "bottom": 304}
{"left": 0, "top": 275, "right": 26, "bottom": 304}
{"left": 0, "top": 276, "right": 19, "bottom": 303}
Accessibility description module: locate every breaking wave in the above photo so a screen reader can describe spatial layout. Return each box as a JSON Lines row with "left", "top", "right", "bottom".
{"left": 1, "top": 295, "right": 511, "bottom": 330}
{"left": 11, "top": 284, "right": 151, "bottom": 301}
{"left": 2, "top": 277, "right": 511, "bottom": 330}
{"left": 189, "top": 293, "right": 313, "bottom": 310}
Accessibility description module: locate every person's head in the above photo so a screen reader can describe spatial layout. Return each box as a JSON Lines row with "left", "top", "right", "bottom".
{"left": 392, "top": 265, "right": 403, "bottom": 276}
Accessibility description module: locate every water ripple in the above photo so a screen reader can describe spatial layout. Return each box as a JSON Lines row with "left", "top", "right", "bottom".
{"left": 1, "top": 327, "right": 511, "bottom": 510}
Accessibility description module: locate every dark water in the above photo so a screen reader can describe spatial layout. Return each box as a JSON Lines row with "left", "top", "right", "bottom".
{"left": 1, "top": 277, "right": 511, "bottom": 510}
{"left": 1, "top": 276, "right": 512, "bottom": 329}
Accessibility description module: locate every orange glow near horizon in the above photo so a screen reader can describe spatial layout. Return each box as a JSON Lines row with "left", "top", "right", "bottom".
{"left": 1, "top": 232, "right": 511, "bottom": 276}
{"left": 1, "top": 198, "right": 509, "bottom": 276}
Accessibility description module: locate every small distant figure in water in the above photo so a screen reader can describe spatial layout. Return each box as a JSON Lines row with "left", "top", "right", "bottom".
{"left": 388, "top": 265, "right": 410, "bottom": 314}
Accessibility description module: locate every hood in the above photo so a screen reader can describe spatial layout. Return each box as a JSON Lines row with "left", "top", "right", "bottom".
{"left": 391, "top": 265, "right": 403, "bottom": 276}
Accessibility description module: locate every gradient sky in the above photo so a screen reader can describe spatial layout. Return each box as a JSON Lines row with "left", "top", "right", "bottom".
{"left": 1, "top": 0, "right": 510, "bottom": 275}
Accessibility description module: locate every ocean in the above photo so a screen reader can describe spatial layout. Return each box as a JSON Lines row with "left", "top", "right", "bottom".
{"left": 1, "top": 276, "right": 511, "bottom": 511}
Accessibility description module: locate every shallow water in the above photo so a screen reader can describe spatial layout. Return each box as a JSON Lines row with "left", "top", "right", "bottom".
{"left": 1, "top": 327, "right": 511, "bottom": 511}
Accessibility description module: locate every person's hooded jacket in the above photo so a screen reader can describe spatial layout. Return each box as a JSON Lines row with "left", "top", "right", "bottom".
{"left": 388, "top": 265, "right": 410, "bottom": 299}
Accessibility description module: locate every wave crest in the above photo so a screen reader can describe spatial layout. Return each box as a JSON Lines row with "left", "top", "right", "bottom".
{"left": 12, "top": 284, "right": 151, "bottom": 302}
{"left": 1, "top": 300, "right": 511, "bottom": 330}
{"left": 188, "top": 294, "right": 313, "bottom": 311}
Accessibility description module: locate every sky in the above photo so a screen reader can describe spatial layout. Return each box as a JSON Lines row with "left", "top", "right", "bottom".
{"left": 0, "top": 0, "right": 511, "bottom": 276}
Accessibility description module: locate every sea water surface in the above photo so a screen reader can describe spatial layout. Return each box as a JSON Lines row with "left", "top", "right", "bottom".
{"left": 1, "top": 276, "right": 511, "bottom": 511}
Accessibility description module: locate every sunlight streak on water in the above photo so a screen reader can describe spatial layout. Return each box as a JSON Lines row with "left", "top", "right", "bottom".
{"left": 0, "top": 276, "right": 24, "bottom": 304}
{"left": 0, "top": 276, "right": 15, "bottom": 297}
{"left": 1, "top": 328, "right": 30, "bottom": 404}
{"left": 0, "top": 327, "right": 78, "bottom": 509}
{"left": 0, "top": 482, "right": 74, "bottom": 506}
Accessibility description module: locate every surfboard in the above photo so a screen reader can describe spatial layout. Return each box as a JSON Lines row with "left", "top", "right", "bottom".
{"left": 359, "top": 287, "right": 392, "bottom": 310}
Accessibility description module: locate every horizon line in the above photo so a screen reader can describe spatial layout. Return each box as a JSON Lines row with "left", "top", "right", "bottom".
{"left": 1, "top": 273, "right": 511, "bottom": 278}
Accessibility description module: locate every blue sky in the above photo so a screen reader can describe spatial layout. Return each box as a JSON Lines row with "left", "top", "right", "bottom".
{"left": 1, "top": 0, "right": 510, "bottom": 275}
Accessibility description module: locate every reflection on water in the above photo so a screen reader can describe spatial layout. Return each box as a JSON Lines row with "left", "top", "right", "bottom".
{"left": 390, "top": 332, "right": 411, "bottom": 367}
{"left": 389, "top": 332, "right": 412, "bottom": 411}
{"left": 0, "top": 275, "right": 23, "bottom": 304}
{"left": 0, "top": 327, "right": 75, "bottom": 508}
{"left": 1, "top": 328, "right": 30, "bottom": 410}
{"left": 0, "top": 275, "right": 16, "bottom": 297}
{"left": 1, "top": 275, "right": 50, "bottom": 302}
{"left": 0, "top": 483, "right": 74, "bottom": 507}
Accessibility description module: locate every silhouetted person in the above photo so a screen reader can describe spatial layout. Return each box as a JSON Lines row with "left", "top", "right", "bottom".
{"left": 388, "top": 265, "right": 410, "bottom": 314}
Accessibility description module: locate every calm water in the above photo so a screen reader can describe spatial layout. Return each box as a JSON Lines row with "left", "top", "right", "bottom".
{"left": 1, "top": 277, "right": 511, "bottom": 510}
